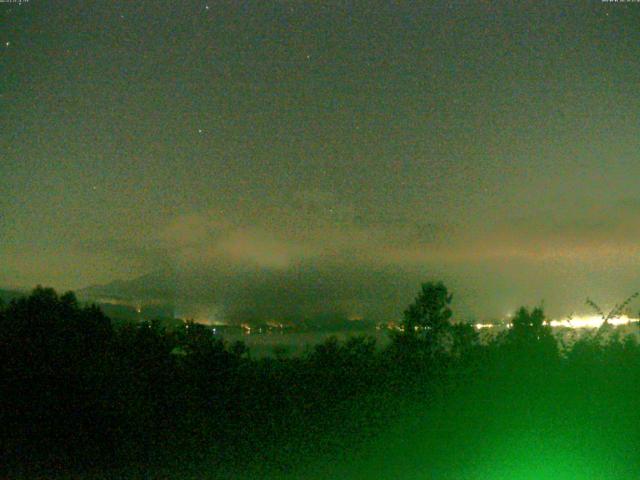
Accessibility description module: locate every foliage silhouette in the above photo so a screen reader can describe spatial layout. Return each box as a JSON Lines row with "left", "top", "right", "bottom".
{"left": 1, "top": 283, "right": 640, "bottom": 479}
{"left": 389, "top": 281, "right": 455, "bottom": 370}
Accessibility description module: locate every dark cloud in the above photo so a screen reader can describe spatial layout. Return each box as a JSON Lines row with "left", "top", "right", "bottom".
{"left": 3, "top": 1, "right": 640, "bottom": 319}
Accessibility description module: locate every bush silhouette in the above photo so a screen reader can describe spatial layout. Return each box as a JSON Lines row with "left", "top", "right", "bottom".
{"left": 2, "top": 283, "right": 640, "bottom": 478}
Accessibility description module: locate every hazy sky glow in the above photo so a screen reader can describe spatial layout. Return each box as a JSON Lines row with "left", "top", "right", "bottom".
{"left": 2, "top": 1, "right": 640, "bottom": 321}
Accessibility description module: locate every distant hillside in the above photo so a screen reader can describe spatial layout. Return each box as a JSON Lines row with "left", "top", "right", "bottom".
{"left": 73, "top": 264, "right": 410, "bottom": 327}
{"left": 0, "top": 285, "right": 177, "bottom": 327}
{"left": 1, "top": 282, "right": 380, "bottom": 331}
{"left": 76, "top": 270, "right": 177, "bottom": 302}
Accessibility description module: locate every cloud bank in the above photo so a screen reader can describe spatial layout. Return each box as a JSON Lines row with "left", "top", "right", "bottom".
{"left": 87, "top": 193, "right": 640, "bottom": 323}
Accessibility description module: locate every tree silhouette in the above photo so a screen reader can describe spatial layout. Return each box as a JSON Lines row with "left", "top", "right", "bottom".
{"left": 390, "top": 281, "right": 455, "bottom": 369}
{"left": 450, "top": 322, "right": 479, "bottom": 359}
{"left": 0, "top": 286, "right": 112, "bottom": 375}
{"left": 8, "top": 282, "right": 640, "bottom": 479}
{"left": 505, "top": 306, "right": 558, "bottom": 363}
{"left": 402, "top": 281, "right": 453, "bottom": 349}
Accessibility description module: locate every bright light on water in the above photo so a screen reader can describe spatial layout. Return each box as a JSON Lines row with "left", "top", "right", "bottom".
{"left": 475, "top": 315, "right": 639, "bottom": 330}
{"left": 549, "top": 314, "right": 638, "bottom": 329}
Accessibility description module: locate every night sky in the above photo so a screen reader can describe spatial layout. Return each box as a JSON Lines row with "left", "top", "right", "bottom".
{"left": 2, "top": 1, "right": 640, "bottom": 322}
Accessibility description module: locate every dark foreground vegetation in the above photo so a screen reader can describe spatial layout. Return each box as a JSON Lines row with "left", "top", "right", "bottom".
{"left": 2, "top": 283, "right": 640, "bottom": 479}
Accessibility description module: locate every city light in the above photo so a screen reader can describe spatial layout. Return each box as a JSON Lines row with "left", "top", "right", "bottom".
{"left": 474, "top": 315, "right": 639, "bottom": 330}
{"left": 548, "top": 314, "right": 638, "bottom": 329}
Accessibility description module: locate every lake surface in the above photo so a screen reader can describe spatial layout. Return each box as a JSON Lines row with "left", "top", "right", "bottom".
{"left": 221, "top": 322, "right": 640, "bottom": 358}
{"left": 218, "top": 330, "right": 392, "bottom": 357}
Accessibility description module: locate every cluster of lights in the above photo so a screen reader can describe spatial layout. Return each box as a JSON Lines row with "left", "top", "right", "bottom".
{"left": 474, "top": 315, "right": 639, "bottom": 330}
{"left": 548, "top": 314, "right": 637, "bottom": 329}
{"left": 474, "top": 323, "right": 498, "bottom": 330}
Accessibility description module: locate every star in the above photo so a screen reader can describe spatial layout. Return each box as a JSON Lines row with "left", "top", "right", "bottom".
{"left": 205, "top": 5, "right": 210, "bottom": 11}
{"left": 5, "top": 42, "right": 10, "bottom": 47}
{"left": 198, "top": 128, "right": 203, "bottom": 134}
